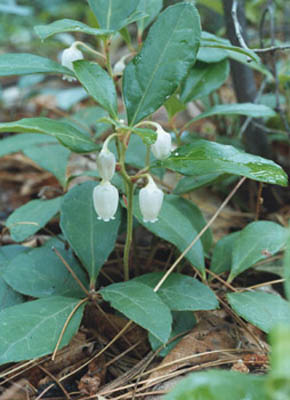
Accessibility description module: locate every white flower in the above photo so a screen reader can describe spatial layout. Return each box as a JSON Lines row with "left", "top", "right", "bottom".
{"left": 151, "top": 125, "right": 172, "bottom": 160}
{"left": 61, "top": 43, "right": 83, "bottom": 81}
{"left": 96, "top": 148, "right": 116, "bottom": 181}
{"left": 93, "top": 181, "right": 119, "bottom": 222}
{"left": 139, "top": 176, "right": 164, "bottom": 223}
{"left": 113, "top": 58, "right": 126, "bottom": 76}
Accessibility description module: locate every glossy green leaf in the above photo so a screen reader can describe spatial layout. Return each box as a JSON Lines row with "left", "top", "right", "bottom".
{"left": 60, "top": 181, "right": 121, "bottom": 283}
{"left": 165, "top": 370, "right": 266, "bottom": 400}
{"left": 24, "top": 143, "right": 70, "bottom": 187}
{"left": 134, "top": 272, "right": 218, "bottom": 311}
{"left": 100, "top": 281, "right": 172, "bottom": 343}
{"left": 157, "top": 140, "right": 288, "bottom": 187}
{"left": 185, "top": 103, "right": 276, "bottom": 126}
{"left": 0, "top": 245, "right": 27, "bottom": 311}
{"left": 0, "top": 133, "right": 57, "bottom": 157}
{"left": 181, "top": 60, "right": 229, "bottom": 103}
{"left": 149, "top": 311, "right": 196, "bottom": 357}
{"left": 6, "top": 197, "right": 62, "bottom": 242}
{"left": 3, "top": 246, "right": 88, "bottom": 298}
{"left": 211, "top": 231, "right": 240, "bottom": 275}
{"left": 173, "top": 172, "right": 225, "bottom": 194}
{"left": 227, "top": 291, "right": 290, "bottom": 333}
{"left": 88, "top": 0, "right": 141, "bottom": 31}
{"left": 136, "top": 0, "right": 163, "bottom": 33}
{"left": 34, "top": 19, "right": 113, "bottom": 40}
{"left": 73, "top": 60, "right": 118, "bottom": 118}
{"left": 197, "top": 45, "right": 227, "bottom": 63}
{"left": 131, "top": 127, "right": 157, "bottom": 145}
{"left": 133, "top": 194, "right": 207, "bottom": 275}
{"left": 284, "top": 229, "right": 290, "bottom": 301}
{"left": 0, "top": 117, "right": 98, "bottom": 153}
{"left": 0, "top": 53, "right": 72, "bottom": 77}
{"left": 123, "top": 2, "right": 201, "bottom": 125}
{"left": 0, "top": 296, "right": 85, "bottom": 365}
{"left": 228, "top": 221, "right": 287, "bottom": 281}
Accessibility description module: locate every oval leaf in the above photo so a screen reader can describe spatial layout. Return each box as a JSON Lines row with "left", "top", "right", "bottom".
{"left": 210, "top": 231, "right": 241, "bottom": 275}
{"left": 0, "top": 296, "right": 85, "bottom": 365}
{"left": 134, "top": 272, "right": 218, "bottom": 311}
{"left": 180, "top": 59, "right": 229, "bottom": 103}
{"left": 123, "top": 2, "right": 201, "bottom": 125}
{"left": 100, "top": 281, "right": 172, "bottom": 343}
{"left": 0, "top": 53, "right": 72, "bottom": 77}
{"left": 133, "top": 194, "right": 207, "bottom": 275}
{"left": 3, "top": 246, "right": 88, "bottom": 298}
{"left": 158, "top": 140, "right": 288, "bottom": 186}
{"left": 73, "top": 60, "right": 118, "bottom": 118}
{"left": 60, "top": 181, "right": 121, "bottom": 283}
{"left": 0, "top": 117, "right": 98, "bottom": 153}
{"left": 0, "top": 133, "right": 57, "bottom": 157}
{"left": 228, "top": 221, "right": 287, "bottom": 281}
{"left": 6, "top": 197, "right": 62, "bottom": 242}
{"left": 227, "top": 291, "right": 290, "bottom": 333}
{"left": 88, "top": 0, "right": 140, "bottom": 31}
{"left": 185, "top": 103, "right": 276, "bottom": 126}
{"left": 165, "top": 370, "right": 266, "bottom": 400}
{"left": 136, "top": 0, "right": 163, "bottom": 33}
{"left": 34, "top": 19, "right": 113, "bottom": 40}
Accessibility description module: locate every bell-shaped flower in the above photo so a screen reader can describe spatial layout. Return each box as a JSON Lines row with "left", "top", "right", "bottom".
{"left": 151, "top": 125, "right": 172, "bottom": 160}
{"left": 93, "top": 180, "right": 119, "bottom": 222}
{"left": 96, "top": 148, "right": 116, "bottom": 181}
{"left": 61, "top": 43, "right": 84, "bottom": 81}
{"left": 139, "top": 176, "right": 164, "bottom": 223}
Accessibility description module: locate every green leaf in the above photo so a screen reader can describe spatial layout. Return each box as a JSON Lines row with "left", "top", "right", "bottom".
{"left": 227, "top": 291, "right": 290, "bottom": 333}
{"left": 164, "top": 94, "right": 186, "bottom": 119}
{"left": 185, "top": 103, "right": 276, "bottom": 125}
{"left": 197, "top": 46, "right": 227, "bottom": 63}
{"left": 197, "top": 1, "right": 223, "bottom": 14}
{"left": 0, "top": 245, "right": 27, "bottom": 310}
{"left": 100, "top": 281, "right": 172, "bottom": 343}
{"left": 211, "top": 231, "right": 241, "bottom": 275}
{"left": 0, "top": 53, "right": 72, "bottom": 77}
{"left": 133, "top": 194, "right": 206, "bottom": 275}
{"left": 131, "top": 127, "right": 157, "bottom": 145}
{"left": 6, "top": 197, "right": 62, "bottom": 242}
{"left": 165, "top": 370, "right": 266, "bottom": 400}
{"left": 149, "top": 311, "right": 196, "bottom": 357}
{"left": 60, "top": 181, "right": 121, "bottom": 283}
{"left": 284, "top": 229, "right": 290, "bottom": 301}
{"left": 180, "top": 59, "right": 229, "bottom": 102}
{"left": 173, "top": 172, "right": 225, "bottom": 194}
{"left": 3, "top": 246, "right": 88, "bottom": 298}
{"left": 228, "top": 221, "right": 287, "bottom": 281}
{"left": 269, "top": 325, "right": 290, "bottom": 381}
{"left": 201, "top": 31, "right": 259, "bottom": 63}
{"left": 134, "top": 272, "right": 218, "bottom": 311}
{"left": 73, "top": 60, "right": 118, "bottom": 118}
{"left": 0, "top": 117, "right": 98, "bottom": 153}
{"left": 157, "top": 140, "right": 288, "bottom": 187}
{"left": 0, "top": 133, "right": 57, "bottom": 157}
{"left": 88, "top": 0, "right": 141, "bottom": 31}
{"left": 136, "top": 0, "right": 163, "bottom": 33}
{"left": 34, "top": 19, "right": 113, "bottom": 40}
{"left": 24, "top": 143, "right": 70, "bottom": 187}
{"left": 123, "top": 2, "right": 201, "bottom": 125}
{"left": 0, "top": 296, "right": 85, "bottom": 364}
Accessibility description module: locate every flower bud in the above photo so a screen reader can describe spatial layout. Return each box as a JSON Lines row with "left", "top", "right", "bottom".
{"left": 139, "top": 176, "right": 164, "bottom": 223}
{"left": 96, "top": 148, "right": 116, "bottom": 181}
{"left": 151, "top": 125, "right": 172, "bottom": 160}
{"left": 61, "top": 43, "right": 84, "bottom": 81}
{"left": 93, "top": 181, "right": 119, "bottom": 222}
{"left": 113, "top": 58, "right": 126, "bottom": 76}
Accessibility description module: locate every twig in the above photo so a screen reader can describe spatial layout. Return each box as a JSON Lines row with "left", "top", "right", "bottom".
{"left": 153, "top": 176, "right": 247, "bottom": 292}
{"left": 231, "top": 0, "right": 251, "bottom": 52}
{"left": 37, "top": 365, "right": 71, "bottom": 400}
{"left": 253, "top": 44, "right": 290, "bottom": 54}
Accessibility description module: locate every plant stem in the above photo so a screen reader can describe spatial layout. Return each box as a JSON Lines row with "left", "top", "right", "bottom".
{"left": 123, "top": 180, "right": 134, "bottom": 281}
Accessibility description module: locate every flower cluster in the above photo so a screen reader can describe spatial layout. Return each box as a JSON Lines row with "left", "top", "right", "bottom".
{"left": 93, "top": 123, "right": 172, "bottom": 223}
